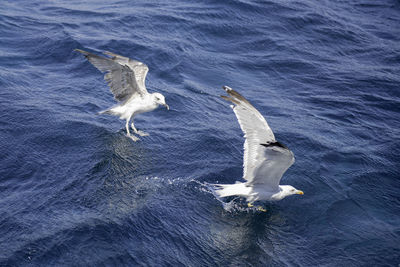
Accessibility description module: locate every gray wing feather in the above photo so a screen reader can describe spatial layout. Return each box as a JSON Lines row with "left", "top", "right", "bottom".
{"left": 221, "top": 86, "right": 294, "bottom": 189}
{"left": 252, "top": 144, "right": 294, "bottom": 190}
{"left": 75, "top": 49, "right": 148, "bottom": 102}
{"left": 103, "top": 51, "right": 149, "bottom": 92}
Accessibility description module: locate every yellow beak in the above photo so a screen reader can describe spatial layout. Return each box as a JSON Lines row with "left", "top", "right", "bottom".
{"left": 297, "top": 190, "right": 304, "bottom": 195}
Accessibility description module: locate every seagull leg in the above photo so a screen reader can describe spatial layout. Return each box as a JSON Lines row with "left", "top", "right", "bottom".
{"left": 126, "top": 119, "right": 139, "bottom": 141}
{"left": 131, "top": 121, "right": 149, "bottom": 137}
{"left": 247, "top": 203, "right": 254, "bottom": 208}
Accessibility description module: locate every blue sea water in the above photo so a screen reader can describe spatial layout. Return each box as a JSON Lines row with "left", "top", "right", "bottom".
{"left": 1, "top": 0, "right": 399, "bottom": 266}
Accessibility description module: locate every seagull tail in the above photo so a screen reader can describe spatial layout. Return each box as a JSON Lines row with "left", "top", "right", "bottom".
{"left": 212, "top": 182, "right": 249, "bottom": 198}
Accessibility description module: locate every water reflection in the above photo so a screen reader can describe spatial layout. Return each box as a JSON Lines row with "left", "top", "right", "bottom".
{"left": 203, "top": 196, "right": 289, "bottom": 265}
{"left": 83, "top": 132, "right": 159, "bottom": 222}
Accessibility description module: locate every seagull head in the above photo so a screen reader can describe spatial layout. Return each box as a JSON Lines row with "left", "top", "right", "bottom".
{"left": 152, "top": 93, "right": 169, "bottom": 110}
{"left": 280, "top": 185, "right": 304, "bottom": 198}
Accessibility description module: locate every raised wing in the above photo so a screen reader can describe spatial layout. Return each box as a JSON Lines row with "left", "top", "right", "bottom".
{"left": 221, "top": 86, "right": 294, "bottom": 189}
{"left": 75, "top": 49, "right": 149, "bottom": 102}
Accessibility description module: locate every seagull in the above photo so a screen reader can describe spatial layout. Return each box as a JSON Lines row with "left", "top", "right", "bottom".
{"left": 214, "top": 86, "right": 303, "bottom": 211}
{"left": 75, "top": 49, "right": 169, "bottom": 141}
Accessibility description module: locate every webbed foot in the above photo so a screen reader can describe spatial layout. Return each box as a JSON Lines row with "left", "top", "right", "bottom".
{"left": 136, "top": 130, "right": 149, "bottom": 137}
{"left": 257, "top": 207, "right": 267, "bottom": 212}
{"left": 247, "top": 203, "right": 267, "bottom": 212}
{"left": 127, "top": 134, "right": 139, "bottom": 142}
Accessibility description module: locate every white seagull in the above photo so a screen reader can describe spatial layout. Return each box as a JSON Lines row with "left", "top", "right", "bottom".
{"left": 75, "top": 49, "right": 169, "bottom": 141}
{"left": 215, "top": 86, "right": 303, "bottom": 210}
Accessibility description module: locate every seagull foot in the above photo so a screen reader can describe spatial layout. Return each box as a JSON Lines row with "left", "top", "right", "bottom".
{"left": 257, "top": 207, "right": 267, "bottom": 212}
{"left": 127, "top": 134, "right": 139, "bottom": 142}
{"left": 247, "top": 203, "right": 267, "bottom": 212}
{"left": 136, "top": 130, "right": 149, "bottom": 137}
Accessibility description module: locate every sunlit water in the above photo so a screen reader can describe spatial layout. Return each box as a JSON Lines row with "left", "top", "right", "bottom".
{"left": 1, "top": 0, "right": 399, "bottom": 266}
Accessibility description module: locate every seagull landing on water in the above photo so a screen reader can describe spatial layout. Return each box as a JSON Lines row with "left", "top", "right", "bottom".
{"left": 214, "top": 86, "right": 304, "bottom": 211}
{"left": 75, "top": 49, "right": 169, "bottom": 141}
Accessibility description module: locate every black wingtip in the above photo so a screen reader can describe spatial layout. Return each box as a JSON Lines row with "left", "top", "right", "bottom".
{"left": 260, "top": 142, "right": 288, "bottom": 149}
{"left": 222, "top": 86, "right": 253, "bottom": 106}
{"left": 222, "top": 85, "right": 232, "bottom": 92}
{"left": 74, "top": 49, "right": 91, "bottom": 58}
{"left": 221, "top": 95, "right": 240, "bottom": 105}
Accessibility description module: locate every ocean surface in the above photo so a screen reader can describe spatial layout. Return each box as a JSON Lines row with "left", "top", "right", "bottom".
{"left": 1, "top": 0, "right": 399, "bottom": 266}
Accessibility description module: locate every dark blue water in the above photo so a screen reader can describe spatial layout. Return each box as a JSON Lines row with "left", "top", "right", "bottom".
{"left": 1, "top": 0, "right": 399, "bottom": 266}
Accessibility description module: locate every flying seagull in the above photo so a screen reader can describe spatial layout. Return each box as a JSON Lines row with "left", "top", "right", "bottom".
{"left": 75, "top": 49, "right": 169, "bottom": 141}
{"left": 215, "top": 86, "right": 303, "bottom": 210}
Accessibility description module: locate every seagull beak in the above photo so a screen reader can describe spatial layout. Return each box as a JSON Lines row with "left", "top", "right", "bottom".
{"left": 297, "top": 190, "right": 304, "bottom": 195}
{"left": 163, "top": 104, "right": 169, "bottom": 110}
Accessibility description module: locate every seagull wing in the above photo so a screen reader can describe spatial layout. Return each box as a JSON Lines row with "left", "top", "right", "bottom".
{"left": 252, "top": 142, "right": 295, "bottom": 190}
{"left": 75, "top": 49, "right": 149, "bottom": 102}
{"left": 103, "top": 51, "right": 149, "bottom": 94}
{"left": 221, "top": 86, "right": 294, "bottom": 190}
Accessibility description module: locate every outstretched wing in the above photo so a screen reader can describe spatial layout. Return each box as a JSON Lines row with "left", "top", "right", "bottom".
{"left": 221, "top": 86, "right": 294, "bottom": 190}
{"left": 75, "top": 49, "right": 149, "bottom": 102}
